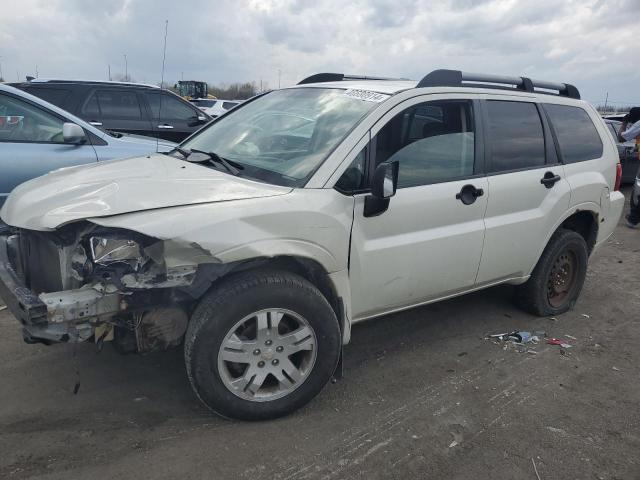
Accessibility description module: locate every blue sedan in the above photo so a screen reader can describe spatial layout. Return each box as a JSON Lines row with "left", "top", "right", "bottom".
{"left": 0, "top": 83, "right": 175, "bottom": 209}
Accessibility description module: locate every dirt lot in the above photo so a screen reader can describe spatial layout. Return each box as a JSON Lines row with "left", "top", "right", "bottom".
{"left": 1, "top": 194, "right": 639, "bottom": 480}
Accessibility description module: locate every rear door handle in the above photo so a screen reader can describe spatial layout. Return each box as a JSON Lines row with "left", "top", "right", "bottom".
{"left": 540, "top": 171, "right": 561, "bottom": 188}
{"left": 157, "top": 124, "right": 174, "bottom": 129}
{"left": 89, "top": 121, "right": 102, "bottom": 126}
{"left": 456, "top": 184, "right": 484, "bottom": 205}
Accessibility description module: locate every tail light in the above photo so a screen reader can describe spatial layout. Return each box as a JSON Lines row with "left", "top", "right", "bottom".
{"left": 614, "top": 163, "right": 622, "bottom": 191}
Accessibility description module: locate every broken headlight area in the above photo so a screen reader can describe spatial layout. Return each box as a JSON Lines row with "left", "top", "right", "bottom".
{"left": 89, "top": 236, "right": 148, "bottom": 270}
{"left": 70, "top": 230, "right": 153, "bottom": 285}
{"left": 10, "top": 225, "right": 212, "bottom": 352}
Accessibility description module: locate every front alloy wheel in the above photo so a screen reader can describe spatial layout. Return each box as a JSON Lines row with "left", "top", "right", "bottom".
{"left": 218, "top": 309, "right": 317, "bottom": 402}
{"left": 185, "top": 270, "right": 341, "bottom": 420}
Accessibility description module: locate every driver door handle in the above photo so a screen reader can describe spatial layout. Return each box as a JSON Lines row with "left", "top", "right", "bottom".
{"left": 540, "top": 171, "right": 561, "bottom": 188}
{"left": 456, "top": 184, "right": 484, "bottom": 205}
{"left": 89, "top": 121, "right": 102, "bottom": 126}
{"left": 157, "top": 124, "right": 174, "bottom": 129}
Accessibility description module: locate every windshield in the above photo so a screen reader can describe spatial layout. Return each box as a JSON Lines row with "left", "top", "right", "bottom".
{"left": 181, "top": 88, "right": 379, "bottom": 186}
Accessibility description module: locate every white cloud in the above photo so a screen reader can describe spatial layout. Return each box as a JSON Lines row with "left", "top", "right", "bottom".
{"left": 0, "top": 0, "right": 638, "bottom": 104}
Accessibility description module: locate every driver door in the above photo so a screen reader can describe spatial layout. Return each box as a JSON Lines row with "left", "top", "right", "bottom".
{"left": 0, "top": 91, "right": 97, "bottom": 208}
{"left": 348, "top": 96, "right": 488, "bottom": 320}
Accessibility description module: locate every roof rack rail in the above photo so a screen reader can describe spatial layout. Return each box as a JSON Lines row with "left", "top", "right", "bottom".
{"left": 297, "top": 73, "right": 406, "bottom": 85}
{"left": 23, "top": 78, "right": 161, "bottom": 89}
{"left": 416, "top": 69, "right": 580, "bottom": 99}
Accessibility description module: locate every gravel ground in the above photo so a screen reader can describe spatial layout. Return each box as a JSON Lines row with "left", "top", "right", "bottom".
{"left": 1, "top": 193, "right": 639, "bottom": 480}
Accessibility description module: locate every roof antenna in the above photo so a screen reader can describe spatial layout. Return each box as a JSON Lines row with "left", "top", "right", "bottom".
{"left": 157, "top": 19, "right": 168, "bottom": 154}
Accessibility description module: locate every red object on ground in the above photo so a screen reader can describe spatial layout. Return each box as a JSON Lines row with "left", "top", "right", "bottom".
{"left": 547, "top": 338, "right": 564, "bottom": 345}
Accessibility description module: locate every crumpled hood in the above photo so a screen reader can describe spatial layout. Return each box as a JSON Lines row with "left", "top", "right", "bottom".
{"left": 0, "top": 154, "right": 292, "bottom": 231}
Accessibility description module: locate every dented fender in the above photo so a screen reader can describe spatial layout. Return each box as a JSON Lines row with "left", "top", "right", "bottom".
{"left": 90, "top": 189, "right": 356, "bottom": 274}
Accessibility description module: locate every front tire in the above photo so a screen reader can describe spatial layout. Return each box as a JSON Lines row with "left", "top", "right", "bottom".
{"left": 184, "top": 269, "right": 341, "bottom": 420}
{"left": 515, "top": 229, "right": 588, "bottom": 316}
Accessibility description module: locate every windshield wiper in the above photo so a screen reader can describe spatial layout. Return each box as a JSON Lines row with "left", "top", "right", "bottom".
{"left": 188, "top": 148, "right": 243, "bottom": 176}
{"left": 169, "top": 146, "right": 191, "bottom": 158}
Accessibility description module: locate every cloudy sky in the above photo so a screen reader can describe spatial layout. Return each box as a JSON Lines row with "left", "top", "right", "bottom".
{"left": 1, "top": 0, "right": 639, "bottom": 106}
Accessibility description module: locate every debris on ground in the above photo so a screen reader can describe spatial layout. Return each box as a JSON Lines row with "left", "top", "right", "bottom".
{"left": 548, "top": 338, "right": 572, "bottom": 348}
{"left": 486, "top": 330, "right": 546, "bottom": 354}
{"left": 565, "top": 334, "right": 577, "bottom": 340}
{"left": 581, "top": 314, "right": 591, "bottom": 319}
{"left": 0, "top": 305, "right": 7, "bottom": 312}
{"left": 448, "top": 432, "right": 463, "bottom": 448}
{"left": 612, "top": 366, "right": 620, "bottom": 372}
{"left": 532, "top": 457, "right": 542, "bottom": 480}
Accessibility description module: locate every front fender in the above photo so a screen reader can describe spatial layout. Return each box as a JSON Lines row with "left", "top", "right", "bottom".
{"left": 89, "top": 189, "right": 355, "bottom": 275}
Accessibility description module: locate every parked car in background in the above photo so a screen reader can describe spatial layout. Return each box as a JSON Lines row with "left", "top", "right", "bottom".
{"left": 604, "top": 119, "right": 639, "bottom": 183}
{"left": 603, "top": 113, "right": 628, "bottom": 122}
{"left": 189, "top": 98, "right": 216, "bottom": 112}
{"left": 11, "top": 79, "right": 211, "bottom": 142}
{"left": 190, "top": 98, "right": 241, "bottom": 118}
{"left": 0, "top": 83, "right": 175, "bottom": 209}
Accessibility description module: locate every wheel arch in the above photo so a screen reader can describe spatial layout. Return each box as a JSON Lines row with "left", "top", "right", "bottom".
{"left": 528, "top": 204, "right": 600, "bottom": 277}
{"left": 198, "top": 255, "right": 348, "bottom": 341}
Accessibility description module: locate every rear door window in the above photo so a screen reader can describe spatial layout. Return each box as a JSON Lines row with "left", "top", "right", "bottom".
{"left": 544, "top": 104, "right": 603, "bottom": 163}
{"left": 485, "top": 100, "right": 546, "bottom": 173}
{"left": 89, "top": 90, "right": 144, "bottom": 120}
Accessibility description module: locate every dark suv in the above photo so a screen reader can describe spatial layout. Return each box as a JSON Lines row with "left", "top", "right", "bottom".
{"left": 11, "top": 80, "right": 212, "bottom": 142}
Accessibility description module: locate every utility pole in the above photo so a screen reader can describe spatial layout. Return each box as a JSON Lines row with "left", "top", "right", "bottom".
{"left": 124, "top": 53, "right": 128, "bottom": 81}
{"left": 35, "top": 65, "right": 38, "bottom": 78}
{"left": 0, "top": 57, "right": 3, "bottom": 81}
{"left": 603, "top": 92, "right": 609, "bottom": 114}
{"left": 108, "top": 64, "right": 111, "bottom": 81}
{"left": 278, "top": 69, "right": 281, "bottom": 89}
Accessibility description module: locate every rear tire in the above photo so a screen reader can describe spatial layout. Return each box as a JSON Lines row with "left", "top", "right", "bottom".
{"left": 515, "top": 229, "right": 588, "bottom": 316}
{"left": 184, "top": 269, "right": 341, "bottom": 421}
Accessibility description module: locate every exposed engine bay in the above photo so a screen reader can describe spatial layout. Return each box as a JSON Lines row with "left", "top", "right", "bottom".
{"left": 8, "top": 222, "right": 232, "bottom": 353}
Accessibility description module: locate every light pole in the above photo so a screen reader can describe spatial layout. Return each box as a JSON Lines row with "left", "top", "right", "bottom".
{"left": 0, "top": 57, "right": 3, "bottom": 82}
{"left": 278, "top": 69, "right": 281, "bottom": 89}
{"left": 124, "top": 54, "right": 128, "bottom": 81}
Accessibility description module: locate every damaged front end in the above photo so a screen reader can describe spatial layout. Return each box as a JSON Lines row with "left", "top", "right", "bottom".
{"left": 0, "top": 222, "right": 226, "bottom": 353}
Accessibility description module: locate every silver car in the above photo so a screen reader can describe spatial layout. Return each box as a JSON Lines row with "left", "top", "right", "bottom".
{"left": 0, "top": 83, "right": 175, "bottom": 208}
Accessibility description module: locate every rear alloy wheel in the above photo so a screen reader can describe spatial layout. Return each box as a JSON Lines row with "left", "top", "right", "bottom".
{"left": 515, "top": 229, "right": 588, "bottom": 316}
{"left": 185, "top": 270, "right": 341, "bottom": 420}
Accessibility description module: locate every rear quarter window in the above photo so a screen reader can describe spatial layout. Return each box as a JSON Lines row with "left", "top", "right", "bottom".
{"left": 21, "top": 87, "right": 71, "bottom": 108}
{"left": 544, "top": 104, "right": 603, "bottom": 163}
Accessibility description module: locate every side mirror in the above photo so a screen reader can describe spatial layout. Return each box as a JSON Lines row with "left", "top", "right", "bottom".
{"left": 364, "top": 161, "right": 399, "bottom": 217}
{"left": 371, "top": 161, "right": 399, "bottom": 199}
{"left": 62, "top": 122, "right": 86, "bottom": 144}
{"left": 187, "top": 115, "right": 208, "bottom": 127}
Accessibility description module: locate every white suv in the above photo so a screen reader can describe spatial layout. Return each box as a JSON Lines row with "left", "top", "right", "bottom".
{"left": 0, "top": 70, "right": 625, "bottom": 420}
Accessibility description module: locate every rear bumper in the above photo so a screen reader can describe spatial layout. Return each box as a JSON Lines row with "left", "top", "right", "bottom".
{"left": 0, "top": 235, "right": 48, "bottom": 326}
{"left": 593, "top": 190, "right": 625, "bottom": 253}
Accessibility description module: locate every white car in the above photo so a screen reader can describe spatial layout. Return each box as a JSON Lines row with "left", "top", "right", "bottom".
{"left": 0, "top": 70, "right": 625, "bottom": 420}
{"left": 190, "top": 98, "right": 241, "bottom": 117}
